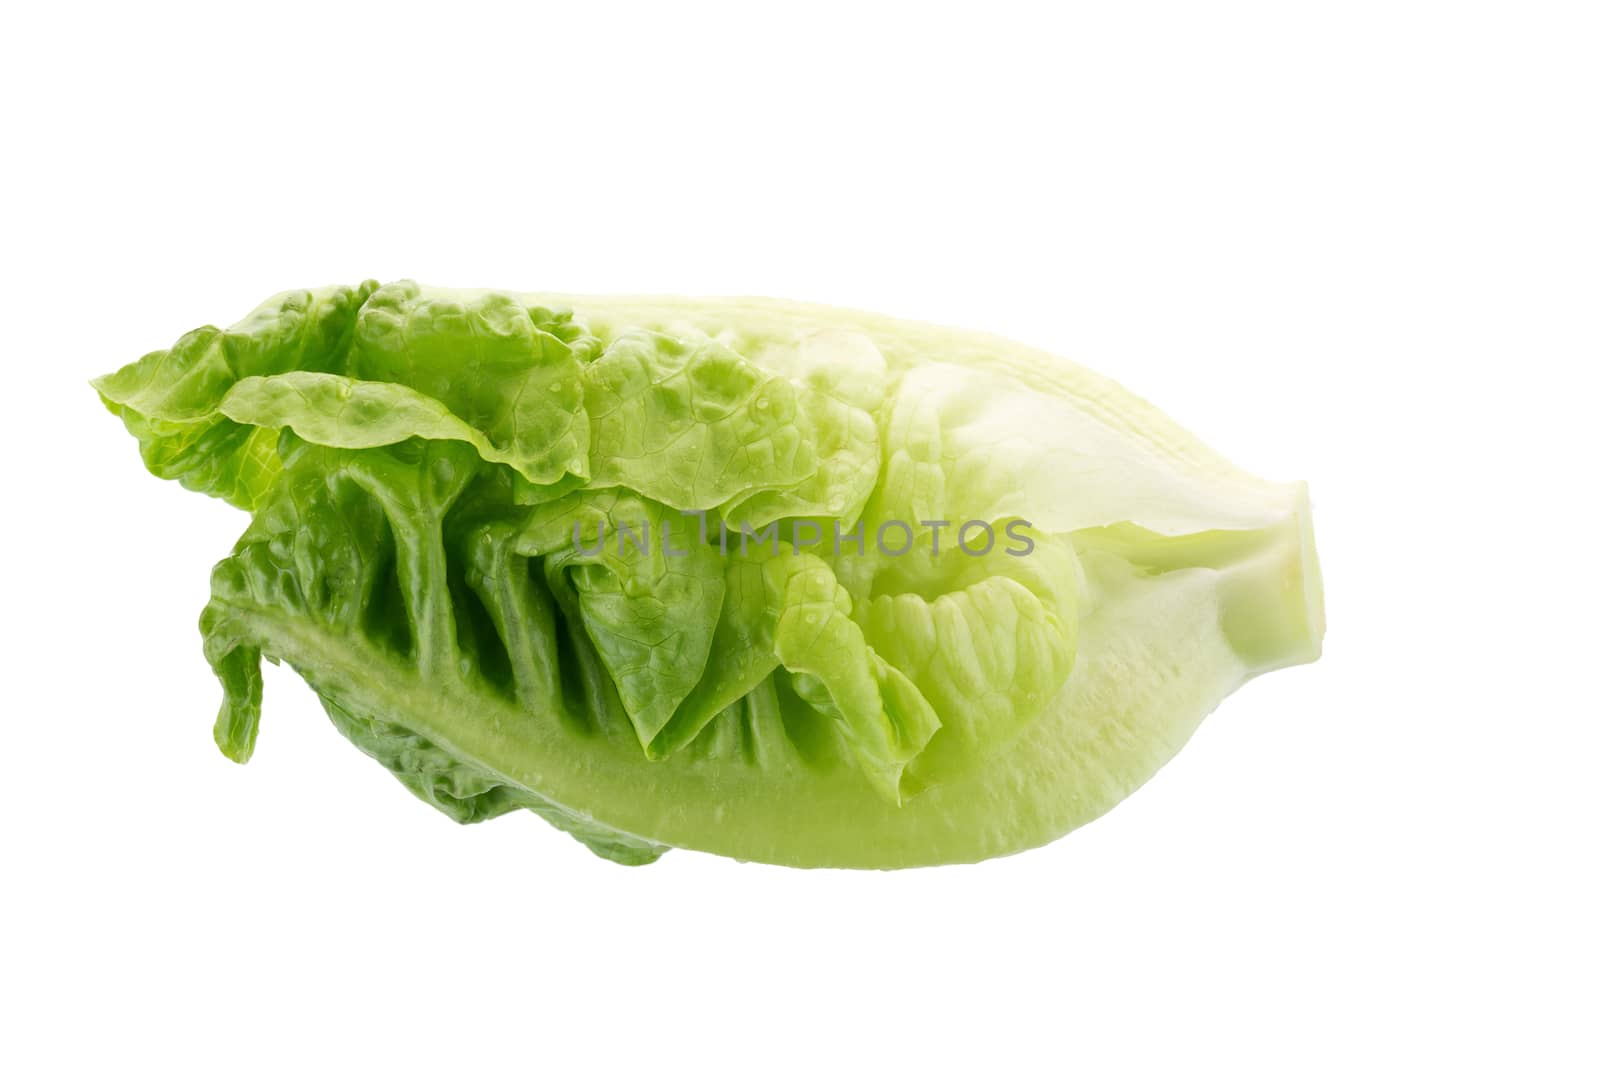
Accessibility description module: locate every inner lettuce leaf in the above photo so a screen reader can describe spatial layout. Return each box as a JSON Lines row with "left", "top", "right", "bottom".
{"left": 763, "top": 553, "right": 939, "bottom": 801}
{"left": 858, "top": 529, "right": 1083, "bottom": 791}
{"left": 97, "top": 282, "right": 1324, "bottom": 869}
{"left": 517, "top": 489, "right": 725, "bottom": 754}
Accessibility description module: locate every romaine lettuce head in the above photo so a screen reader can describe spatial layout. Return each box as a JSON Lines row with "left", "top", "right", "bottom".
{"left": 94, "top": 281, "right": 1323, "bottom": 868}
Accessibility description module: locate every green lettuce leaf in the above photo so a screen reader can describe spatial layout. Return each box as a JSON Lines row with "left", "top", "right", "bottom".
{"left": 766, "top": 553, "right": 939, "bottom": 802}
{"left": 579, "top": 331, "right": 817, "bottom": 513}
{"left": 347, "top": 282, "right": 591, "bottom": 491}
{"left": 721, "top": 328, "right": 886, "bottom": 529}
{"left": 94, "top": 282, "right": 378, "bottom": 507}
{"left": 858, "top": 530, "right": 1081, "bottom": 790}
{"left": 518, "top": 490, "right": 725, "bottom": 753}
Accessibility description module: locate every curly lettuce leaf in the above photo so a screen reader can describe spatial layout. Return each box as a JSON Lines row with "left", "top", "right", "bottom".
{"left": 220, "top": 372, "right": 575, "bottom": 482}
{"left": 858, "top": 530, "right": 1082, "bottom": 789}
{"left": 768, "top": 554, "right": 940, "bottom": 802}
{"left": 347, "top": 282, "right": 591, "bottom": 491}
{"left": 720, "top": 329, "right": 886, "bottom": 529}
{"left": 579, "top": 331, "right": 817, "bottom": 513}
{"left": 93, "top": 282, "right": 378, "bottom": 507}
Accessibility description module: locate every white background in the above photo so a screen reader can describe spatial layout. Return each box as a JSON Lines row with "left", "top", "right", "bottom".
{"left": 3, "top": 2, "right": 1596, "bottom": 1063}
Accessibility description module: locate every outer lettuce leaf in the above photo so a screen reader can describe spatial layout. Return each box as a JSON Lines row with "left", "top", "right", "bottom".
{"left": 720, "top": 329, "right": 886, "bottom": 529}
{"left": 95, "top": 283, "right": 379, "bottom": 423}
{"left": 93, "top": 282, "right": 377, "bottom": 508}
{"left": 220, "top": 372, "right": 574, "bottom": 481}
{"left": 872, "top": 360, "right": 1295, "bottom": 539}
{"left": 95, "top": 281, "right": 884, "bottom": 526}
{"left": 347, "top": 282, "right": 591, "bottom": 491}
{"left": 579, "top": 331, "right": 817, "bottom": 513}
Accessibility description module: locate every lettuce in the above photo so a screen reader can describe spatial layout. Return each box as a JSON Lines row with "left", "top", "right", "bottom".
{"left": 94, "top": 281, "right": 1324, "bottom": 868}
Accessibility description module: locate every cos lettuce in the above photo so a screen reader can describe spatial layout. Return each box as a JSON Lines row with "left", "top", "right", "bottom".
{"left": 94, "top": 281, "right": 1323, "bottom": 868}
